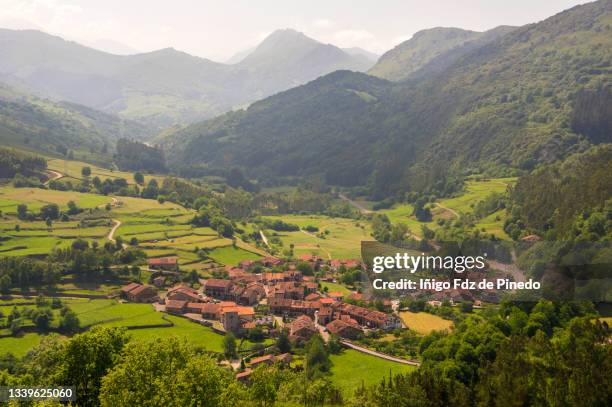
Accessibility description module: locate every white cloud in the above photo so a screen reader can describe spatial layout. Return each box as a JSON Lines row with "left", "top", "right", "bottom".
{"left": 312, "top": 18, "right": 334, "bottom": 29}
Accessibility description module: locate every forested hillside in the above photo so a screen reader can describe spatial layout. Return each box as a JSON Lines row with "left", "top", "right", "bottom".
{"left": 164, "top": 0, "right": 611, "bottom": 199}
{"left": 0, "top": 84, "right": 152, "bottom": 161}
{"left": 368, "top": 25, "right": 516, "bottom": 81}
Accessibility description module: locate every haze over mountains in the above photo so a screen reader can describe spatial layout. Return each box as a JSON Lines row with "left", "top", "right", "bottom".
{"left": 0, "top": 28, "right": 375, "bottom": 129}
{"left": 0, "top": 0, "right": 609, "bottom": 200}
{"left": 163, "top": 0, "right": 611, "bottom": 197}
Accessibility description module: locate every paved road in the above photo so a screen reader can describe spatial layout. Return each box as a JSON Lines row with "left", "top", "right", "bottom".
{"left": 340, "top": 340, "right": 421, "bottom": 366}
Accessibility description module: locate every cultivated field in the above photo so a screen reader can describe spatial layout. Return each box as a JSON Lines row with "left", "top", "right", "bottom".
{"left": 399, "top": 311, "right": 454, "bottom": 334}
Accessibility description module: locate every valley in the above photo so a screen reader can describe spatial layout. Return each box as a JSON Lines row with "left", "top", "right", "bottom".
{"left": 0, "top": 1, "right": 610, "bottom": 405}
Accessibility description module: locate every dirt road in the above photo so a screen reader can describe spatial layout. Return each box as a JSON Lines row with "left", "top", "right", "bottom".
{"left": 43, "top": 170, "right": 63, "bottom": 186}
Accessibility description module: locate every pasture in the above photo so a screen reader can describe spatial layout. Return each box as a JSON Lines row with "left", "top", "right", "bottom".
{"left": 399, "top": 311, "right": 454, "bottom": 334}
{"left": 330, "top": 349, "right": 416, "bottom": 395}
{"left": 262, "top": 215, "right": 372, "bottom": 259}
{"left": 47, "top": 158, "right": 165, "bottom": 186}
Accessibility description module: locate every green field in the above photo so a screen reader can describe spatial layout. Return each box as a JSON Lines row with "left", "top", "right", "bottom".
{"left": 0, "top": 187, "right": 112, "bottom": 213}
{"left": 320, "top": 281, "right": 354, "bottom": 296}
{"left": 399, "top": 311, "right": 454, "bottom": 334}
{"left": 207, "top": 245, "right": 262, "bottom": 266}
{"left": 438, "top": 178, "right": 516, "bottom": 214}
{"left": 330, "top": 349, "right": 416, "bottom": 395}
{"left": 262, "top": 215, "right": 372, "bottom": 259}
{"left": 47, "top": 158, "right": 165, "bottom": 186}
{"left": 376, "top": 178, "right": 516, "bottom": 239}
{"left": 0, "top": 299, "right": 268, "bottom": 356}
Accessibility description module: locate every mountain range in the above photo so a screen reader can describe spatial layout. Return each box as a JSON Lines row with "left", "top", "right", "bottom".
{"left": 0, "top": 28, "right": 375, "bottom": 129}
{"left": 162, "top": 0, "right": 611, "bottom": 198}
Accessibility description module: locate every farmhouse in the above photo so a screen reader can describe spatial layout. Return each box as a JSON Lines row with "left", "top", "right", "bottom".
{"left": 289, "top": 315, "right": 317, "bottom": 343}
{"left": 121, "top": 283, "right": 158, "bottom": 303}
{"left": 326, "top": 319, "right": 363, "bottom": 339}
{"left": 165, "top": 299, "right": 187, "bottom": 314}
{"left": 203, "top": 279, "right": 234, "bottom": 299}
{"left": 249, "top": 353, "right": 292, "bottom": 368}
{"left": 166, "top": 285, "right": 203, "bottom": 302}
{"left": 268, "top": 298, "right": 319, "bottom": 317}
{"left": 147, "top": 256, "right": 179, "bottom": 271}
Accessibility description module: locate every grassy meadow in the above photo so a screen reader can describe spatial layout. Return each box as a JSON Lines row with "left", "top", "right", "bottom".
{"left": 399, "top": 311, "right": 454, "bottom": 334}
{"left": 330, "top": 349, "right": 416, "bottom": 395}
{"left": 262, "top": 215, "right": 373, "bottom": 259}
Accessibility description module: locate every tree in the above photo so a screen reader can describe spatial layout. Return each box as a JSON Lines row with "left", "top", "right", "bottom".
{"left": 17, "top": 204, "right": 27, "bottom": 220}
{"left": 40, "top": 204, "right": 60, "bottom": 220}
{"left": 81, "top": 166, "right": 91, "bottom": 177}
{"left": 371, "top": 214, "right": 391, "bottom": 242}
{"left": 223, "top": 332, "right": 237, "bottom": 359}
{"left": 134, "top": 172, "right": 144, "bottom": 185}
{"left": 99, "top": 337, "right": 233, "bottom": 407}
{"left": 305, "top": 334, "right": 330, "bottom": 378}
{"left": 390, "top": 222, "right": 409, "bottom": 243}
{"left": 0, "top": 275, "right": 11, "bottom": 293}
{"left": 276, "top": 330, "right": 291, "bottom": 353}
{"left": 67, "top": 200, "right": 79, "bottom": 215}
{"left": 58, "top": 327, "right": 129, "bottom": 406}
{"left": 33, "top": 309, "right": 52, "bottom": 331}
{"left": 58, "top": 309, "right": 80, "bottom": 333}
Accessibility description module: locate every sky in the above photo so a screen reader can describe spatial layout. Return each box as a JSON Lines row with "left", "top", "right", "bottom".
{"left": 0, "top": 0, "right": 590, "bottom": 62}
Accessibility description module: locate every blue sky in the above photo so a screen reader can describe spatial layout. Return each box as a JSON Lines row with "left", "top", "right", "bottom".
{"left": 0, "top": 0, "right": 589, "bottom": 61}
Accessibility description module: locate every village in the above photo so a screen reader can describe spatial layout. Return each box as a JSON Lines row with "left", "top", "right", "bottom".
{"left": 119, "top": 253, "right": 415, "bottom": 380}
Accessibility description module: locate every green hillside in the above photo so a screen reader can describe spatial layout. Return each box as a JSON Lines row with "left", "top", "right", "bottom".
{"left": 164, "top": 0, "right": 611, "bottom": 199}
{"left": 0, "top": 84, "right": 152, "bottom": 161}
{"left": 368, "top": 26, "right": 516, "bottom": 81}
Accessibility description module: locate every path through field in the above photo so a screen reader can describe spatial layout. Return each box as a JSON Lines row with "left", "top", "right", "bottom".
{"left": 435, "top": 202, "right": 459, "bottom": 218}
{"left": 43, "top": 170, "right": 63, "bottom": 186}
{"left": 338, "top": 193, "right": 372, "bottom": 214}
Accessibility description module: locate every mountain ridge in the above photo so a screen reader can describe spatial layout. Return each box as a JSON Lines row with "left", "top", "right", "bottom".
{"left": 0, "top": 28, "right": 374, "bottom": 129}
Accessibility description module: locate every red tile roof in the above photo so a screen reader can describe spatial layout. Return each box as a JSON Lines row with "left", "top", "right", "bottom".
{"left": 148, "top": 256, "right": 178, "bottom": 265}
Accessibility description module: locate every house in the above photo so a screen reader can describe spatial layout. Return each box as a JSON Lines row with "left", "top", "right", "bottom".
{"left": 203, "top": 279, "right": 234, "bottom": 299}
{"left": 262, "top": 256, "right": 283, "bottom": 267}
{"left": 166, "top": 286, "right": 203, "bottom": 302}
{"left": 326, "top": 319, "right": 363, "bottom": 339}
{"left": 121, "top": 283, "right": 158, "bottom": 303}
{"left": 249, "top": 353, "right": 292, "bottom": 368}
{"left": 153, "top": 276, "right": 166, "bottom": 287}
{"left": 327, "top": 292, "right": 344, "bottom": 301}
{"left": 521, "top": 234, "right": 542, "bottom": 242}
{"left": 236, "top": 369, "right": 252, "bottom": 383}
{"left": 147, "top": 256, "right": 179, "bottom": 271}
{"left": 317, "top": 306, "right": 334, "bottom": 325}
{"left": 268, "top": 298, "right": 318, "bottom": 317}
{"left": 289, "top": 315, "right": 317, "bottom": 343}
{"left": 165, "top": 299, "right": 187, "bottom": 314}
{"left": 305, "top": 293, "right": 321, "bottom": 302}
{"left": 239, "top": 283, "right": 266, "bottom": 305}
